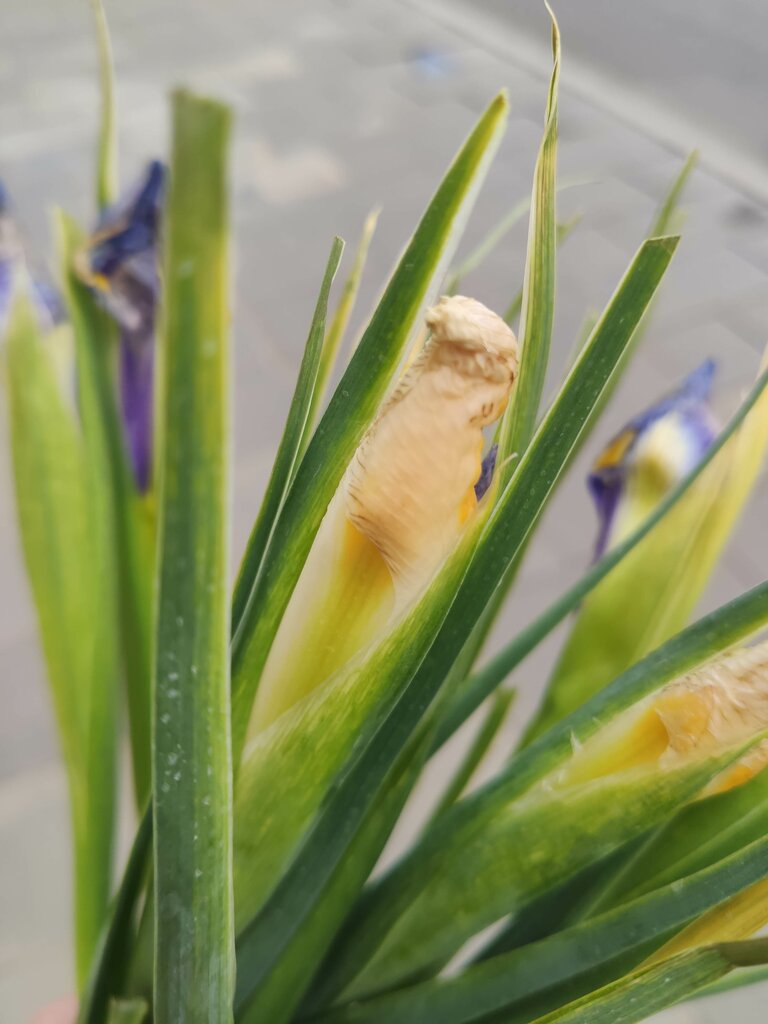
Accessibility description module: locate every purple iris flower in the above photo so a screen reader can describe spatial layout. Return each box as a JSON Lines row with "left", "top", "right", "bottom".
{"left": 588, "top": 360, "right": 719, "bottom": 560}
{"left": 76, "top": 161, "right": 165, "bottom": 492}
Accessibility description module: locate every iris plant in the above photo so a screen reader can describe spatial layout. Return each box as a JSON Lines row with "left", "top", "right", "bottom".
{"left": 4, "top": 8, "right": 768, "bottom": 1024}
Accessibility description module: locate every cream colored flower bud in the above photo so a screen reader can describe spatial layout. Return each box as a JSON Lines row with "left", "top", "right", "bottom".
{"left": 248, "top": 296, "right": 518, "bottom": 736}
{"left": 344, "top": 295, "right": 518, "bottom": 594}
{"left": 552, "top": 641, "right": 768, "bottom": 791}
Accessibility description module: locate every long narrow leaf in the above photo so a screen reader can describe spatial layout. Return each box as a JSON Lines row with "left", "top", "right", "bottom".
{"left": 328, "top": 575, "right": 768, "bottom": 999}
{"left": 692, "top": 963, "right": 768, "bottom": 1000}
{"left": 238, "top": 734, "right": 433, "bottom": 1024}
{"left": 584, "top": 768, "right": 768, "bottom": 917}
{"left": 106, "top": 1001, "right": 148, "bottom": 1024}
{"left": 229, "top": 92, "right": 509, "bottom": 759}
{"left": 232, "top": 235, "right": 678, "bottom": 1013}
{"left": 530, "top": 939, "right": 768, "bottom": 1024}
{"left": 447, "top": 150, "right": 697, "bottom": 704}
{"left": 88, "top": 0, "right": 118, "bottom": 208}
{"left": 57, "top": 209, "right": 131, "bottom": 982}
{"left": 152, "top": 90, "right": 234, "bottom": 1024}
{"left": 231, "top": 237, "right": 344, "bottom": 633}
{"left": 428, "top": 688, "right": 516, "bottom": 824}
{"left": 503, "top": 215, "right": 580, "bottom": 327}
{"left": 302, "top": 210, "right": 379, "bottom": 446}
{"left": 3, "top": 302, "right": 119, "bottom": 985}
{"left": 433, "top": 365, "right": 768, "bottom": 747}
{"left": 57, "top": 209, "right": 155, "bottom": 806}
{"left": 78, "top": 807, "right": 153, "bottom": 1024}
{"left": 331, "top": 742, "right": 757, "bottom": 1000}
{"left": 312, "top": 836, "right": 768, "bottom": 1024}
{"left": 496, "top": 5, "right": 559, "bottom": 482}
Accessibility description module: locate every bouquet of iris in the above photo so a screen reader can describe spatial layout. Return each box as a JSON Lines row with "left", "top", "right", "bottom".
{"left": 4, "top": 5, "right": 768, "bottom": 1023}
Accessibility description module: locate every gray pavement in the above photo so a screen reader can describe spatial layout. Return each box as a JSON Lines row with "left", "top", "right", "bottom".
{"left": 1, "top": 0, "right": 768, "bottom": 1019}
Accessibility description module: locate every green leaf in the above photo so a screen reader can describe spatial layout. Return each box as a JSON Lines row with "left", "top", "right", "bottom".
{"left": 312, "top": 836, "right": 768, "bottom": 1023}
{"left": 55, "top": 208, "right": 156, "bottom": 809}
{"left": 427, "top": 9, "right": 561, "bottom": 705}
{"left": 88, "top": 0, "right": 118, "bottom": 208}
{"left": 427, "top": 688, "right": 516, "bottom": 824}
{"left": 237, "top": 735, "right": 431, "bottom": 1024}
{"left": 585, "top": 767, "right": 768, "bottom": 917}
{"left": 447, "top": 151, "right": 695, "bottom": 705}
{"left": 334, "top": 746, "right": 752, "bottom": 1000}
{"left": 303, "top": 209, "right": 379, "bottom": 447}
{"left": 3, "top": 300, "right": 119, "bottom": 987}
{"left": 503, "top": 214, "right": 581, "bottom": 328}
{"left": 692, "top": 964, "right": 768, "bottom": 1001}
{"left": 496, "top": 5, "right": 559, "bottom": 482}
{"left": 433, "top": 364, "right": 768, "bottom": 747}
{"left": 229, "top": 91, "right": 509, "bottom": 760}
{"left": 649, "top": 150, "right": 698, "bottom": 237}
{"left": 231, "top": 237, "right": 344, "bottom": 634}
{"left": 443, "top": 196, "right": 532, "bottom": 296}
{"left": 529, "top": 939, "right": 768, "bottom": 1024}
{"left": 327, "top": 576, "right": 768, "bottom": 1001}
{"left": 152, "top": 90, "right": 234, "bottom": 1024}
{"left": 232, "top": 234, "right": 678, "bottom": 1014}
{"left": 107, "top": 999, "right": 149, "bottom": 1024}
{"left": 78, "top": 807, "right": 153, "bottom": 1024}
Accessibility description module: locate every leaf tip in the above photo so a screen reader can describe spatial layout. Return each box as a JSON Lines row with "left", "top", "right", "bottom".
{"left": 492, "top": 89, "right": 510, "bottom": 116}
{"left": 648, "top": 233, "right": 681, "bottom": 256}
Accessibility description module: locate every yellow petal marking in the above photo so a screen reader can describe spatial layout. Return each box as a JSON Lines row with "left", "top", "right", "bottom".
{"left": 593, "top": 428, "right": 636, "bottom": 471}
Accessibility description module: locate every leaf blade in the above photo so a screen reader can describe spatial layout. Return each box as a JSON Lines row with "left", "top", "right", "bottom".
{"left": 433, "top": 364, "right": 768, "bottom": 747}
{"left": 229, "top": 92, "right": 510, "bottom": 758}
{"left": 312, "top": 836, "right": 768, "bottom": 1024}
{"left": 88, "top": 0, "right": 118, "bottom": 208}
{"left": 232, "top": 235, "right": 679, "bottom": 1013}
{"left": 152, "top": 90, "right": 234, "bottom": 1024}
{"left": 231, "top": 236, "right": 344, "bottom": 633}
{"left": 496, "top": 6, "right": 560, "bottom": 480}
{"left": 3, "top": 301, "right": 119, "bottom": 984}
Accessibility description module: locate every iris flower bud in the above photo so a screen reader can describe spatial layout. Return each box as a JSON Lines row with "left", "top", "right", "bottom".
{"left": 553, "top": 641, "right": 768, "bottom": 794}
{"left": 75, "top": 161, "right": 164, "bottom": 492}
{"left": 248, "top": 296, "right": 518, "bottom": 735}
{"left": 588, "top": 361, "right": 719, "bottom": 559}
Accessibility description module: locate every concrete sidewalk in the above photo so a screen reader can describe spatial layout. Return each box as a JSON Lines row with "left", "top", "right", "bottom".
{"left": 2, "top": 0, "right": 768, "bottom": 1019}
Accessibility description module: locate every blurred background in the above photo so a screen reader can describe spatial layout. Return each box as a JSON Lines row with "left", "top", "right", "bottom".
{"left": 2, "top": 0, "right": 768, "bottom": 1019}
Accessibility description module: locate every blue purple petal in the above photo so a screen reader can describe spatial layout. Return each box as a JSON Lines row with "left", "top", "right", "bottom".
{"left": 474, "top": 443, "right": 498, "bottom": 501}
{"left": 588, "top": 361, "right": 719, "bottom": 559}
{"left": 77, "top": 161, "right": 165, "bottom": 492}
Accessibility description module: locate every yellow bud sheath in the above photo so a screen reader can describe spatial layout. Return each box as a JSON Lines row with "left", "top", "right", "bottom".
{"left": 248, "top": 296, "right": 518, "bottom": 736}
{"left": 551, "top": 641, "right": 768, "bottom": 791}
